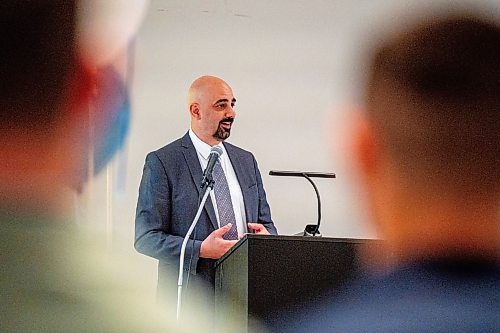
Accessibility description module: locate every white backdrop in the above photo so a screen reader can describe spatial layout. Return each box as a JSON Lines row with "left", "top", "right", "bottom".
{"left": 82, "top": 0, "right": 500, "bottom": 293}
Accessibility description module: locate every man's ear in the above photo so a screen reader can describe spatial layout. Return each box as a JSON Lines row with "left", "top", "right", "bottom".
{"left": 54, "top": 59, "right": 96, "bottom": 137}
{"left": 189, "top": 103, "right": 201, "bottom": 119}
{"left": 66, "top": 60, "right": 96, "bottom": 119}
{"left": 353, "top": 113, "right": 380, "bottom": 182}
{"left": 46, "top": 60, "right": 96, "bottom": 185}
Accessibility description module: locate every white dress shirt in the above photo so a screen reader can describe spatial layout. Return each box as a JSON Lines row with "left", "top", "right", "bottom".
{"left": 189, "top": 129, "right": 247, "bottom": 236}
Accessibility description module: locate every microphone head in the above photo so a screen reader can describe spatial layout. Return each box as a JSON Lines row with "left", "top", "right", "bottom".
{"left": 210, "top": 146, "right": 223, "bottom": 157}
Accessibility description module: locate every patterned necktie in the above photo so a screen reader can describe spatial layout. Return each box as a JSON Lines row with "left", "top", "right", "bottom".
{"left": 213, "top": 159, "right": 238, "bottom": 240}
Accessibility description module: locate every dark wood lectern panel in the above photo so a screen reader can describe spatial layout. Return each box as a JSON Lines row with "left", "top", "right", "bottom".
{"left": 215, "top": 235, "right": 380, "bottom": 330}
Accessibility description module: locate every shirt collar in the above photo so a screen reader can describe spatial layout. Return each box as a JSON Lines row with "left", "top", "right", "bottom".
{"left": 189, "top": 129, "right": 224, "bottom": 160}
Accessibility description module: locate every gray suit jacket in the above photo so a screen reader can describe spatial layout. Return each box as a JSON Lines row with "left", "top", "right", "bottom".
{"left": 135, "top": 132, "right": 277, "bottom": 292}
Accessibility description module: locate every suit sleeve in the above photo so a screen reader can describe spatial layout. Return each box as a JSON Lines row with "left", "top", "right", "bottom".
{"left": 134, "top": 152, "right": 202, "bottom": 272}
{"left": 253, "top": 156, "right": 278, "bottom": 235}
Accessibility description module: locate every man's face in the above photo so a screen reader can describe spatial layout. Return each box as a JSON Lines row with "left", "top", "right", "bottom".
{"left": 195, "top": 81, "right": 236, "bottom": 145}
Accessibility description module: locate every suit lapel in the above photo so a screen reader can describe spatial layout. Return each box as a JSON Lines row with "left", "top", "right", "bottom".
{"left": 224, "top": 142, "right": 255, "bottom": 223}
{"left": 181, "top": 133, "right": 218, "bottom": 231}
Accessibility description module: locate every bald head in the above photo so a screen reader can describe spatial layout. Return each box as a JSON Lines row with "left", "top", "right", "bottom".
{"left": 188, "top": 76, "right": 231, "bottom": 105}
{"left": 188, "top": 75, "right": 236, "bottom": 146}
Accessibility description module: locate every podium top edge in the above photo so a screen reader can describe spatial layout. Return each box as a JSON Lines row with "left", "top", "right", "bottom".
{"left": 215, "top": 234, "right": 381, "bottom": 266}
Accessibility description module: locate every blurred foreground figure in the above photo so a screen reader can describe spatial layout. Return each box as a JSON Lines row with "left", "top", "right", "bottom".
{"left": 286, "top": 13, "right": 500, "bottom": 333}
{"left": 0, "top": 1, "right": 218, "bottom": 332}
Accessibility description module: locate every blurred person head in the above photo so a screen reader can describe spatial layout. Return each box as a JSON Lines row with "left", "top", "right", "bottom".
{"left": 0, "top": 1, "right": 93, "bottom": 213}
{"left": 0, "top": 3, "right": 251, "bottom": 332}
{"left": 0, "top": 2, "right": 234, "bottom": 332}
{"left": 352, "top": 14, "right": 500, "bottom": 264}
{"left": 188, "top": 75, "right": 237, "bottom": 146}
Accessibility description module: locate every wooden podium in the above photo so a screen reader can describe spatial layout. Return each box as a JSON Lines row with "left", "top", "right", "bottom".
{"left": 214, "top": 234, "right": 379, "bottom": 331}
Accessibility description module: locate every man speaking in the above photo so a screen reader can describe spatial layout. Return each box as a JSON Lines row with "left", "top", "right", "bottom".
{"left": 135, "top": 75, "right": 278, "bottom": 297}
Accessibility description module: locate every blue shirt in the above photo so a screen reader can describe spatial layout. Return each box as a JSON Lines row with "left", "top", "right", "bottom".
{"left": 282, "top": 258, "right": 500, "bottom": 333}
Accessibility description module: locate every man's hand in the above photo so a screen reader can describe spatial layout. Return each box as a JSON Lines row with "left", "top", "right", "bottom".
{"left": 247, "top": 223, "right": 270, "bottom": 235}
{"left": 199, "top": 224, "right": 238, "bottom": 259}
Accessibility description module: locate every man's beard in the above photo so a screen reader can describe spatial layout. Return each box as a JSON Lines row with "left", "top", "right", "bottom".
{"left": 213, "top": 118, "right": 233, "bottom": 141}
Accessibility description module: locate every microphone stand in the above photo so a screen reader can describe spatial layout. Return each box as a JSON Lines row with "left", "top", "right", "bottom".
{"left": 176, "top": 179, "right": 214, "bottom": 322}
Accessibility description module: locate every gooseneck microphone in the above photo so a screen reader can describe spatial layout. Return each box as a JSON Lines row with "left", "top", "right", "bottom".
{"left": 269, "top": 170, "right": 336, "bottom": 237}
{"left": 201, "top": 146, "right": 223, "bottom": 190}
